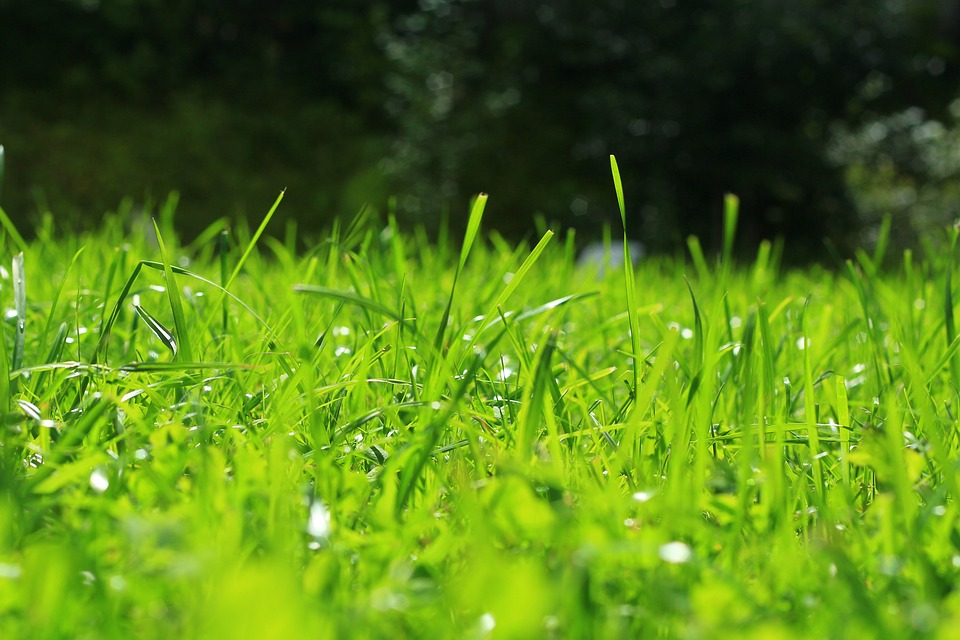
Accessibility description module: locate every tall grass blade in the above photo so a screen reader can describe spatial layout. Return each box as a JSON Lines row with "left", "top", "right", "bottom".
{"left": 610, "top": 155, "right": 641, "bottom": 400}
{"left": 220, "top": 228, "right": 230, "bottom": 339}
{"left": 198, "top": 189, "right": 285, "bottom": 339}
{"left": 465, "top": 229, "right": 555, "bottom": 352}
{"left": 684, "top": 278, "right": 704, "bottom": 405}
{"left": 0, "top": 205, "right": 27, "bottom": 260}
{"left": 946, "top": 226, "right": 960, "bottom": 391}
{"left": 11, "top": 252, "right": 25, "bottom": 373}
{"left": 152, "top": 220, "right": 193, "bottom": 362}
{"left": 434, "top": 193, "right": 487, "bottom": 354}
{"left": 723, "top": 193, "right": 739, "bottom": 266}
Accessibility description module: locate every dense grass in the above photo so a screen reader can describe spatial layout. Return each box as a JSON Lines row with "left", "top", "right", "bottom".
{"left": 1, "top": 175, "right": 960, "bottom": 638}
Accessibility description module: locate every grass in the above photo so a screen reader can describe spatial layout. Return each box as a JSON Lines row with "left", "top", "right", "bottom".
{"left": 1, "top": 165, "right": 960, "bottom": 638}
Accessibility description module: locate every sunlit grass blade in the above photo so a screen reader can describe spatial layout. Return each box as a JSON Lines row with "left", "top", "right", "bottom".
{"left": 11, "top": 252, "right": 25, "bottom": 373}
{"left": 945, "top": 225, "right": 960, "bottom": 391}
{"left": 198, "top": 189, "right": 285, "bottom": 338}
{"left": 483, "top": 292, "right": 599, "bottom": 329}
{"left": 800, "top": 297, "right": 824, "bottom": 506}
{"left": 723, "top": 193, "right": 739, "bottom": 267}
{"left": 464, "top": 229, "right": 555, "bottom": 353}
{"left": 38, "top": 248, "right": 83, "bottom": 357}
{"left": 610, "top": 155, "right": 641, "bottom": 401}
{"left": 294, "top": 285, "right": 408, "bottom": 325}
{"left": 219, "top": 228, "right": 230, "bottom": 339}
{"left": 434, "top": 193, "right": 487, "bottom": 355}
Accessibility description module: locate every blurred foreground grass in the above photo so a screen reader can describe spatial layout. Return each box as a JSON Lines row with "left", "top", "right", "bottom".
{"left": 1, "top": 188, "right": 960, "bottom": 638}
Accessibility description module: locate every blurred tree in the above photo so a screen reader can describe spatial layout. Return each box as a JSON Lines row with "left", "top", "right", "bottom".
{"left": 380, "top": 0, "right": 958, "bottom": 258}
{"left": 0, "top": 0, "right": 956, "bottom": 256}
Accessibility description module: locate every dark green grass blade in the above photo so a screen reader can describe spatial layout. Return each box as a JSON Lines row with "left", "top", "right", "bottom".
{"left": 872, "top": 214, "right": 892, "bottom": 268}
{"left": 0, "top": 145, "right": 22, "bottom": 256}
{"left": 152, "top": 220, "right": 193, "bottom": 362}
{"left": 133, "top": 304, "right": 178, "bottom": 356}
{"left": 684, "top": 277, "right": 704, "bottom": 406}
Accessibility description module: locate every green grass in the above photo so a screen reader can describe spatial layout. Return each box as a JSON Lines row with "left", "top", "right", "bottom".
{"left": 1, "top": 177, "right": 960, "bottom": 638}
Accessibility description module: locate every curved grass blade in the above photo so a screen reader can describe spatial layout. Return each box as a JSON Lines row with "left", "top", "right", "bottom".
{"left": 294, "top": 285, "right": 408, "bottom": 325}
{"left": 482, "top": 292, "right": 599, "bottom": 329}
{"left": 133, "top": 303, "right": 178, "bottom": 356}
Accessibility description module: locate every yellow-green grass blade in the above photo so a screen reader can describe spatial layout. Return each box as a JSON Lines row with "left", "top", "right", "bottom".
{"left": 610, "top": 155, "right": 641, "bottom": 402}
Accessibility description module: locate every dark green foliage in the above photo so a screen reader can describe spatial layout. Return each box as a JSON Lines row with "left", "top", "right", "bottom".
{"left": 380, "top": 0, "right": 958, "bottom": 256}
{"left": 0, "top": 0, "right": 957, "bottom": 257}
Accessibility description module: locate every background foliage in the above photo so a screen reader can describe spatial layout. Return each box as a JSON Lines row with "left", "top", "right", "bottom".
{"left": 0, "top": 0, "right": 958, "bottom": 257}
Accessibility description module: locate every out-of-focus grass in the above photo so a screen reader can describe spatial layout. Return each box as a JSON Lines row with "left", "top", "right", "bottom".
{"left": 0, "top": 91, "right": 390, "bottom": 240}
{"left": 0, "top": 177, "right": 959, "bottom": 638}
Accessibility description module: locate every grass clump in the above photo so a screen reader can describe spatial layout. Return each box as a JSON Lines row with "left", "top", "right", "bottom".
{"left": 0, "top": 175, "right": 959, "bottom": 638}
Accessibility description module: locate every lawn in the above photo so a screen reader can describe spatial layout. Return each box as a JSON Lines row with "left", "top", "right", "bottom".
{"left": 1, "top": 160, "right": 959, "bottom": 638}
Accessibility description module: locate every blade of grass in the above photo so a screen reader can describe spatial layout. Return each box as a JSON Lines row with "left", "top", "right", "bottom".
{"left": 610, "top": 155, "right": 641, "bottom": 401}
{"left": 723, "top": 193, "right": 739, "bottom": 267}
{"left": 133, "top": 303, "right": 178, "bottom": 356}
{"left": 684, "top": 277, "right": 705, "bottom": 406}
{"left": 197, "top": 189, "right": 285, "bottom": 339}
{"left": 220, "top": 228, "right": 230, "bottom": 340}
{"left": 945, "top": 225, "right": 960, "bottom": 391}
{"left": 800, "top": 297, "right": 824, "bottom": 507}
{"left": 434, "top": 193, "right": 487, "bottom": 355}
{"left": 152, "top": 220, "right": 194, "bottom": 362}
{"left": 11, "top": 252, "right": 25, "bottom": 373}
{"left": 294, "top": 286, "right": 408, "bottom": 325}
{"left": 464, "top": 229, "right": 555, "bottom": 354}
